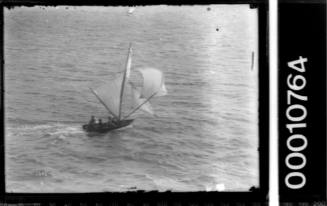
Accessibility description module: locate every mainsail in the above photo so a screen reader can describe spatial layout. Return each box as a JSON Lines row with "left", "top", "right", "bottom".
{"left": 118, "top": 44, "right": 133, "bottom": 119}
{"left": 90, "top": 44, "right": 167, "bottom": 121}
{"left": 93, "top": 77, "right": 123, "bottom": 118}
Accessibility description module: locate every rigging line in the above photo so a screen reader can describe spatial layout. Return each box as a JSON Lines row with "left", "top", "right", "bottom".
{"left": 89, "top": 87, "right": 119, "bottom": 119}
{"left": 118, "top": 43, "right": 132, "bottom": 120}
{"left": 122, "top": 91, "right": 158, "bottom": 120}
{"left": 68, "top": 83, "right": 98, "bottom": 104}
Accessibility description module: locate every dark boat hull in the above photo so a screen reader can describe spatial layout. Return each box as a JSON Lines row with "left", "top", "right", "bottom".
{"left": 82, "top": 119, "right": 134, "bottom": 133}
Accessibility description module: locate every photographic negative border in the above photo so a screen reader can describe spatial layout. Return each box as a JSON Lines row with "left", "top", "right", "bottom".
{"left": 0, "top": 0, "right": 269, "bottom": 204}
{"left": 278, "top": 0, "right": 326, "bottom": 203}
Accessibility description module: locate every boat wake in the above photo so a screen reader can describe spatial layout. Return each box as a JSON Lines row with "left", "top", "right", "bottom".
{"left": 6, "top": 121, "right": 85, "bottom": 143}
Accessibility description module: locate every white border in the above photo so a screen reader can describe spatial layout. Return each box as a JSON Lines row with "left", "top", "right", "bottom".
{"left": 269, "top": 0, "right": 279, "bottom": 205}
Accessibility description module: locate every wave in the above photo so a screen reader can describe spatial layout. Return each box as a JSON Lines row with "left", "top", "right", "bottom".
{"left": 5, "top": 5, "right": 259, "bottom": 192}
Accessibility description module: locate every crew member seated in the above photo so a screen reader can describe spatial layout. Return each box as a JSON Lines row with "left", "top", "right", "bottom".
{"left": 89, "top": 116, "right": 96, "bottom": 125}
{"left": 112, "top": 117, "right": 118, "bottom": 124}
{"left": 107, "top": 116, "right": 113, "bottom": 126}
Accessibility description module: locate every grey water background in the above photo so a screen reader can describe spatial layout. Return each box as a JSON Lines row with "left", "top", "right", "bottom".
{"left": 5, "top": 5, "right": 259, "bottom": 192}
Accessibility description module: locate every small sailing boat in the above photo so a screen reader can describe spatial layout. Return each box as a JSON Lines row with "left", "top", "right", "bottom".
{"left": 82, "top": 44, "right": 167, "bottom": 133}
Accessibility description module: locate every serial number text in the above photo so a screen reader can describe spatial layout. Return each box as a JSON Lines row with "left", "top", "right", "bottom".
{"left": 284, "top": 56, "right": 308, "bottom": 189}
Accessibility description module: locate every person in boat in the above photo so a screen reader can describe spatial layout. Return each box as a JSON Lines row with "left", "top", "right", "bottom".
{"left": 108, "top": 116, "right": 119, "bottom": 127}
{"left": 89, "top": 116, "right": 96, "bottom": 125}
{"left": 107, "top": 116, "right": 113, "bottom": 126}
{"left": 112, "top": 117, "right": 119, "bottom": 125}
{"left": 94, "top": 117, "right": 99, "bottom": 124}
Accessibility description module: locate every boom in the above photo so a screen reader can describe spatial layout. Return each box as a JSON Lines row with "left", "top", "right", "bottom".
{"left": 123, "top": 91, "right": 157, "bottom": 120}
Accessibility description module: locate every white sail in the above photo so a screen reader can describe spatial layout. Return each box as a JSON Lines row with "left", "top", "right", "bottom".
{"left": 118, "top": 44, "right": 133, "bottom": 119}
{"left": 131, "top": 87, "right": 154, "bottom": 115}
{"left": 137, "top": 68, "right": 167, "bottom": 99}
{"left": 94, "top": 45, "right": 133, "bottom": 119}
{"left": 94, "top": 76, "right": 123, "bottom": 118}
{"left": 125, "top": 45, "right": 132, "bottom": 79}
{"left": 90, "top": 45, "right": 167, "bottom": 121}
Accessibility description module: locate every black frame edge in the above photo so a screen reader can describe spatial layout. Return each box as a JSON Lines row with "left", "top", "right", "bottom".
{"left": 1, "top": 1, "right": 269, "bottom": 204}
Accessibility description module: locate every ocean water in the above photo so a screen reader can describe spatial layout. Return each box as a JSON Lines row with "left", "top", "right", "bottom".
{"left": 4, "top": 5, "right": 259, "bottom": 192}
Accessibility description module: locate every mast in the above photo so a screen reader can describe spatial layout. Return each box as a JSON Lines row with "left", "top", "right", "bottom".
{"left": 89, "top": 87, "right": 119, "bottom": 119}
{"left": 118, "top": 43, "right": 132, "bottom": 120}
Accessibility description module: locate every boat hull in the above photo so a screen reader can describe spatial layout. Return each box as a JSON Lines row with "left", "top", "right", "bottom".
{"left": 82, "top": 119, "right": 134, "bottom": 133}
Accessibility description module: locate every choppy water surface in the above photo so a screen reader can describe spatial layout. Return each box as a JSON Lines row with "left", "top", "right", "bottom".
{"left": 5, "top": 5, "right": 259, "bottom": 192}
